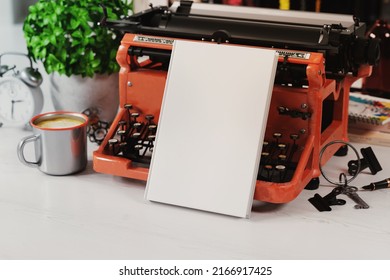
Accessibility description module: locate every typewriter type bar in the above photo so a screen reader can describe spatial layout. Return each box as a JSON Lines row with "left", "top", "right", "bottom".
{"left": 94, "top": 1, "right": 376, "bottom": 203}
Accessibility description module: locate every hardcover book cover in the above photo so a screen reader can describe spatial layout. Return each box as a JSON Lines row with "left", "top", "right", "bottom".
{"left": 145, "top": 40, "right": 278, "bottom": 218}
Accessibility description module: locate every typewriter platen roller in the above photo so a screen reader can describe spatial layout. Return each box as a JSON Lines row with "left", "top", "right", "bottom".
{"left": 93, "top": 1, "right": 379, "bottom": 203}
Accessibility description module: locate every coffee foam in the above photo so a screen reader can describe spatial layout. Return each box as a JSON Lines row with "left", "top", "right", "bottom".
{"left": 36, "top": 117, "right": 84, "bottom": 128}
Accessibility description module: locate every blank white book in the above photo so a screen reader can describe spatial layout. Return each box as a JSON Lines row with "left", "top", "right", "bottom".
{"left": 145, "top": 40, "right": 278, "bottom": 218}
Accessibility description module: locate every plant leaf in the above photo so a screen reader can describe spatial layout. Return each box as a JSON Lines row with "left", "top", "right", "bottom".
{"left": 49, "top": 34, "right": 57, "bottom": 45}
{"left": 52, "top": 27, "right": 63, "bottom": 37}
{"left": 71, "top": 30, "right": 83, "bottom": 39}
{"left": 91, "top": 58, "right": 101, "bottom": 68}
{"left": 70, "top": 18, "right": 80, "bottom": 30}
{"left": 23, "top": 0, "right": 133, "bottom": 76}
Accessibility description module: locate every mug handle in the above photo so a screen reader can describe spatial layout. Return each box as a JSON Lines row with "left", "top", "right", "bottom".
{"left": 17, "top": 135, "right": 40, "bottom": 168}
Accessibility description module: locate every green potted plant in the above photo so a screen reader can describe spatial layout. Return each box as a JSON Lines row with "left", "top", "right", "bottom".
{"left": 23, "top": 0, "right": 133, "bottom": 122}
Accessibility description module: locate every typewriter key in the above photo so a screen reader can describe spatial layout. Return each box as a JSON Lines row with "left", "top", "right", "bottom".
{"left": 119, "top": 142, "right": 127, "bottom": 154}
{"left": 148, "top": 124, "right": 157, "bottom": 131}
{"left": 261, "top": 141, "right": 270, "bottom": 154}
{"left": 145, "top": 114, "right": 154, "bottom": 122}
{"left": 273, "top": 132, "right": 282, "bottom": 144}
{"left": 278, "top": 154, "right": 287, "bottom": 162}
{"left": 273, "top": 132, "right": 282, "bottom": 138}
{"left": 278, "top": 143, "right": 287, "bottom": 150}
{"left": 133, "top": 144, "right": 143, "bottom": 156}
{"left": 261, "top": 152, "right": 270, "bottom": 157}
{"left": 132, "top": 122, "right": 142, "bottom": 130}
{"left": 108, "top": 138, "right": 119, "bottom": 155}
{"left": 109, "top": 138, "right": 119, "bottom": 144}
{"left": 131, "top": 132, "right": 141, "bottom": 139}
{"left": 124, "top": 104, "right": 133, "bottom": 123}
{"left": 275, "top": 164, "right": 286, "bottom": 170}
{"left": 118, "top": 120, "right": 127, "bottom": 130}
{"left": 134, "top": 144, "right": 143, "bottom": 150}
{"left": 131, "top": 112, "right": 140, "bottom": 121}
{"left": 117, "top": 129, "right": 127, "bottom": 141}
{"left": 147, "top": 135, "right": 156, "bottom": 147}
{"left": 290, "top": 133, "right": 299, "bottom": 141}
{"left": 140, "top": 135, "right": 156, "bottom": 156}
{"left": 264, "top": 164, "right": 273, "bottom": 179}
{"left": 290, "top": 134, "right": 300, "bottom": 148}
{"left": 275, "top": 164, "right": 286, "bottom": 182}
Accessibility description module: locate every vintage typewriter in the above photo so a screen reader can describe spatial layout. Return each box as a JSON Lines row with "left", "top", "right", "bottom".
{"left": 93, "top": 1, "right": 379, "bottom": 203}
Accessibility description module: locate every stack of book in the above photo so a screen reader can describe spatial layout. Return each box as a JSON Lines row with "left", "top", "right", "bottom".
{"left": 348, "top": 92, "right": 390, "bottom": 147}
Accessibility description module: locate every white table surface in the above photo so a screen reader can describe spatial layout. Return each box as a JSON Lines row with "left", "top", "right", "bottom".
{"left": 1, "top": 124, "right": 390, "bottom": 259}
{"left": 1, "top": 22, "right": 390, "bottom": 261}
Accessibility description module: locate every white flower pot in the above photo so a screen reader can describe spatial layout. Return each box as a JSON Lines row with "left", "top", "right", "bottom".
{"left": 50, "top": 73, "right": 119, "bottom": 123}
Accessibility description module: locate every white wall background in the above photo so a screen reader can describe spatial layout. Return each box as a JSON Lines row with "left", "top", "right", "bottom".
{"left": 0, "top": 1, "right": 28, "bottom": 55}
{"left": 0, "top": 0, "right": 36, "bottom": 25}
{"left": 0, "top": 0, "right": 13, "bottom": 26}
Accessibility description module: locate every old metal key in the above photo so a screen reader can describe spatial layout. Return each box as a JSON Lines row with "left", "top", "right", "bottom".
{"left": 342, "top": 186, "right": 370, "bottom": 209}
{"left": 316, "top": 140, "right": 370, "bottom": 211}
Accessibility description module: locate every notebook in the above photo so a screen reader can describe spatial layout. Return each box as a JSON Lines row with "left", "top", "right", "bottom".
{"left": 349, "top": 92, "right": 390, "bottom": 133}
{"left": 144, "top": 40, "right": 278, "bottom": 218}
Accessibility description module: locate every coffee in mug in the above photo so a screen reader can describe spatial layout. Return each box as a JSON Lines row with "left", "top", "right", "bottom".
{"left": 17, "top": 111, "right": 89, "bottom": 175}
{"left": 35, "top": 116, "right": 85, "bottom": 129}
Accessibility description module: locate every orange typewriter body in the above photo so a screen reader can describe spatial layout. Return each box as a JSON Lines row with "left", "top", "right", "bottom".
{"left": 93, "top": 32, "right": 372, "bottom": 203}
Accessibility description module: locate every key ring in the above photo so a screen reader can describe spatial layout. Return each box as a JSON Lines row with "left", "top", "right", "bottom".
{"left": 319, "top": 140, "right": 361, "bottom": 186}
{"left": 339, "top": 172, "right": 348, "bottom": 187}
{"left": 339, "top": 172, "right": 358, "bottom": 194}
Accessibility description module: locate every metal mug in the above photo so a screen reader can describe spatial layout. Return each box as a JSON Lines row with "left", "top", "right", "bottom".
{"left": 17, "top": 111, "right": 88, "bottom": 175}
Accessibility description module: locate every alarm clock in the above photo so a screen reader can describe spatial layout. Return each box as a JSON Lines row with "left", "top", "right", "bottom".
{"left": 0, "top": 52, "right": 43, "bottom": 127}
